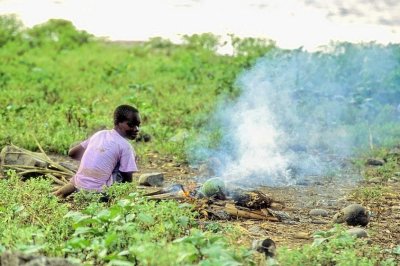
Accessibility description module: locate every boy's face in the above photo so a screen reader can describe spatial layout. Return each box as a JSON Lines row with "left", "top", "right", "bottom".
{"left": 118, "top": 112, "right": 141, "bottom": 140}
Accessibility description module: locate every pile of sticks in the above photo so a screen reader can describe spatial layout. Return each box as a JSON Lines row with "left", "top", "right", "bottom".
{"left": 0, "top": 142, "right": 75, "bottom": 190}
{"left": 143, "top": 185, "right": 283, "bottom": 221}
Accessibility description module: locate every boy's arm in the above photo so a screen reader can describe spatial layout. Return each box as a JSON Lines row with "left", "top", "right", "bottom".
{"left": 68, "top": 144, "right": 86, "bottom": 161}
{"left": 119, "top": 171, "right": 133, "bottom": 183}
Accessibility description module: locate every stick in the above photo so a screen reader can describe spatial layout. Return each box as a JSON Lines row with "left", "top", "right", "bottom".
{"left": 224, "top": 203, "right": 278, "bottom": 221}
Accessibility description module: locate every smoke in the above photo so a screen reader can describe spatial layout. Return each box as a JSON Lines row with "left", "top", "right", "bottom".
{"left": 191, "top": 43, "right": 400, "bottom": 187}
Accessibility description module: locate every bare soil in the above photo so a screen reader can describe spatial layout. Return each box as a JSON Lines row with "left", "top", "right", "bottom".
{"left": 141, "top": 152, "right": 400, "bottom": 252}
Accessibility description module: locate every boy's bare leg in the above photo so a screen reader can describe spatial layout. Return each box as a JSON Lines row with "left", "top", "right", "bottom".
{"left": 53, "top": 182, "right": 76, "bottom": 198}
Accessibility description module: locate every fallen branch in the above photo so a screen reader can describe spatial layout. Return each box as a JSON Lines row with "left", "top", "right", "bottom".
{"left": 0, "top": 143, "right": 75, "bottom": 188}
{"left": 225, "top": 203, "right": 279, "bottom": 221}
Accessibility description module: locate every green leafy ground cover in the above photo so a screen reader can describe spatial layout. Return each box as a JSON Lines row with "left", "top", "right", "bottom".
{"left": 1, "top": 15, "right": 400, "bottom": 265}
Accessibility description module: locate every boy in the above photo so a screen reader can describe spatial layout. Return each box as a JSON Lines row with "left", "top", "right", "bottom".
{"left": 54, "top": 104, "right": 141, "bottom": 198}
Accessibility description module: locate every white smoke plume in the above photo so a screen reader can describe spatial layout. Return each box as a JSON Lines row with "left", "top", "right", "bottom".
{"left": 190, "top": 44, "right": 400, "bottom": 187}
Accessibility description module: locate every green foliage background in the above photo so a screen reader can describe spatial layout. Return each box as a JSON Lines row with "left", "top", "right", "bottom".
{"left": 0, "top": 15, "right": 276, "bottom": 162}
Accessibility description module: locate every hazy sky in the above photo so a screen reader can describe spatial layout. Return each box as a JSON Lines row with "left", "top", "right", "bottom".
{"left": 1, "top": 0, "right": 400, "bottom": 50}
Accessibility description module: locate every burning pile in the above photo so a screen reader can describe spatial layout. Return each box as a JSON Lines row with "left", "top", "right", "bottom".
{"left": 144, "top": 177, "right": 287, "bottom": 222}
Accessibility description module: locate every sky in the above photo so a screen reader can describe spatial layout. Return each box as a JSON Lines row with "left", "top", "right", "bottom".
{"left": 1, "top": 0, "right": 400, "bottom": 51}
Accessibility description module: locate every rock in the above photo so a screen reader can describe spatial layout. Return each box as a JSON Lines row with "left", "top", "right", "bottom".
{"left": 366, "top": 158, "right": 384, "bottom": 166}
{"left": 252, "top": 238, "right": 276, "bottom": 258}
{"left": 346, "top": 228, "right": 368, "bottom": 238}
{"left": 136, "top": 133, "right": 152, "bottom": 142}
{"left": 309, "top": 209, "right": 329, "bottom": 217}
{"left": 293, "top": 232, "right": 311, "bottom": 239}
{"left": 333, "top": 203, "right": 370, "bottom": 226}
{"left": 267, "top": 208, "right": 294, "bottom": 222}
{"left": 138, "top": 172, "right": 164, "bottom": 187}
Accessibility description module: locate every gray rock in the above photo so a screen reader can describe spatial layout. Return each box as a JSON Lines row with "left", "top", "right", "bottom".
{"left": 138, "top": 173, "right": 164, "bottom": 187}
{"left": 346, "top": 228, "right": 368, "bottom": 238}
{"left": 309, "top": 209, "right": 329, "bottom": 217}
{"left": 366, "top": 158, "right": 384, "bottom": 166}
{"left": 333, "top": 203, "right": 370, "bottom": 226}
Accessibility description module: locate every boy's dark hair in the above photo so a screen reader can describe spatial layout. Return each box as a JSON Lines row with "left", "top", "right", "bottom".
{"left": 114, "top": 105, "right": 139, "bottom": 125}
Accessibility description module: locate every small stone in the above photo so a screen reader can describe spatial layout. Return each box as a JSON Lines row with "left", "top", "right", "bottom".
{"left": 252, "top": 238, "right": 276, "bottom": 258}
{"left": 311, "top": 219, "right": 329, "bottom": 224}
{"left": 309, "top": 209, "right": 329, "bottom": 217}
{"left": 138, "top": 173, "right": 164, "bottom": 187}
{"left": 347, "top": 228, "right": 368, "bottom": 238}
{"left": 366, "top": 158, "right": 384, "bottom": 166}
{"left": 333, "top": 203, "right": 370, "bottom": 226}
{"left": 293, "top": 232, "right": 311, "bottom": 239}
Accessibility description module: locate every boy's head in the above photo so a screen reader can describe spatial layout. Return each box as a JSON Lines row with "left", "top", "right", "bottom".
{"left": 114, "top": 105, "right": 141, "bottom": 140}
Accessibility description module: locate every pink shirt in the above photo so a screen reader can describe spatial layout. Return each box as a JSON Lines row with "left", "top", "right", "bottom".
{"left": 72, "top": 129, "right": 138, "bottom": 192}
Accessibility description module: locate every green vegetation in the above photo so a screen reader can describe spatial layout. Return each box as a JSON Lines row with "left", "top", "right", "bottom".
{"left": 1, "top": 15, "right": 400, "bottom": 265}
{"left": 0, "top": 172, "right": 253, "bottom": 265}
{"left": 0, "top": 15, "right": 275, "bottom": 161}
{"left": 277, "top": 226, "right": 398, "bottom": 266}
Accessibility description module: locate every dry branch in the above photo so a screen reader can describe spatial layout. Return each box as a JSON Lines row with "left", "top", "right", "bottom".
{"left": 0, "top": 143, "right": 75, "bottom": 188}
{"left": 225, "top": 203, "right": 279, "bottom": 221}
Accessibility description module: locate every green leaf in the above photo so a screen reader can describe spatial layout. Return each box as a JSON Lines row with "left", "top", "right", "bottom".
{"left": 137, "top": 213, "right": 154, "bottom": 225}
{"left": 67, "top": 238, "right": 90, "bottom": 249}
{"left": 16, "top": 244, "right": 45, "bottom": 254}
{"left": 74, "top": 226, "right": 94, "bottom": 235}
{"left": 104, "top": 232, "right": 118, "bottom": 247}
{"left": 178, "top": 216, "right": 189, "bottom": 227}
{"left": 96, "top": 209, "right": 111, "bottom": 221}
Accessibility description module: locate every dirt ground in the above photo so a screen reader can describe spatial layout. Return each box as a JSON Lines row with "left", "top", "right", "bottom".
{"left": 141, "top": 152, "right": 400, "bottom": 253}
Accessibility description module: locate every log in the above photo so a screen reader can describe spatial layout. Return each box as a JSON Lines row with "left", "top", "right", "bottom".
{"left": 225, "top": 203, "right": 279, "bottom": 221}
